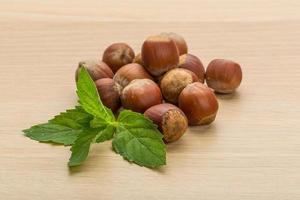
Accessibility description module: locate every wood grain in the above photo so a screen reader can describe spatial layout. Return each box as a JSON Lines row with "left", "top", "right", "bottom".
{"left": 1, "top": 1, "right": 300, "bottom": 199}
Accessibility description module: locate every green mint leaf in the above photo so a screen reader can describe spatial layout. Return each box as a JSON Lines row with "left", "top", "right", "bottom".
{"left": 23, "top": 123, "right": 81, "bottom": 145}
{"left": 68, "top": 125, "right": 115, "bottom": 167}
{"left": 76, "top": 66, "right": 115, "bottom": 123}
{"left": 23, "top": 106, "right": 93, "bottom": 145}
{"left": 49, "top": 106, "right": 93, "bottom": 129}
{"left": 112, "top": 110, "right": 166, "bottom": 168}
{"left": 90, "top": 117, "right": 108, "bottom": 129}
{"left": 95, "top": 125, "right": 115, "bottom": 143}
{"left": 117, "top": 109, "right": 159, "bottom": 129}
{"left": 68, "top": 128, "right": 99, "bottom": 167}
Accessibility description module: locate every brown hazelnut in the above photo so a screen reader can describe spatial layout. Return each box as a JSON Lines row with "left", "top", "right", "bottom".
{"left": 178, "top": 54, "right": 205, "bottom": 83}
{"left": 113, "top": 63, "right": 153, "bottom": 89}
{"left": 76, "top": 60, "right": 114, "bottom": 81}
{"left": 95, "top": 78, "right": 122, "bottom": 113}
{"left": 121, "top": 79, "right": 163, "bottom": 113}
{"left": 133, "top": 53, "right": 143, "bottom": 65}
{"left": 160, "top": 68, "right": 198, "bottom": 103}
{"left": 141, "top": 35, "right": 179, "bottom": 76}
{"left": 178, "top": 82, "right": 219, "bottom": 125}
{"left": 102, "top": 43, "right": 135, "bottom": 73}
{"left": 144, "top": 103, "right": 188, "bottom": 143}
{"left": 160, "top": 32, "right": 188, "bottom": 55}
{"left": 206, "top": 59, "right": 242, "bottom": 93}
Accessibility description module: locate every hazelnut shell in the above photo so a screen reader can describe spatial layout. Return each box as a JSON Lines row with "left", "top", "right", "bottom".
{"left": 178, "top": 82, "right": 219, "bottom": 125}
{"left": 141, "top": 35, "right": 179, "bottom": 76}
{"left": 76, "top": 60, "right": 114, "bottom": 81}
{"left": 178, "top": 54, "right": 205, "bottom": 83}
{"left": 121, "top": 79, "right": 163, "bottom": 113}
{"left": 113, "top": 63, "right": 153, "bottom": 89}
{"left": 206, "top": 59, "right": 242, "bottom": 93}
{"left": 160, "top": 68, "right": 198, "bottom": 103}
{"left": 160, "top": 32, "right": 188, "bottom": 55}
{"left": 95, "top": 78, "right": 122, "bottom": 113}
{"left": 102, "top": 43, "right": 135, "bottom": 73}
{"left": 144, "top": 103, "right": 188, "bottom": 143}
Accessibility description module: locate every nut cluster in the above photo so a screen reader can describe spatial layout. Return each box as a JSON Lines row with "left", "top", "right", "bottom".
{"left": 76, "top": 32, "right": 242, "bottom": 143}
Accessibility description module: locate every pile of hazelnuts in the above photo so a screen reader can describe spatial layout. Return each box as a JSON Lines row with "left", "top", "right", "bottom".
{"left": 76, "top": 32, "right": 242, "bottom": 143}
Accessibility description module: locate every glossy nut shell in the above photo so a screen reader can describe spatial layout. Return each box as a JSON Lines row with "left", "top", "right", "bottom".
{"left": 102, "top": 43, "right": 135, "bottom": 73}
{"left": 113, "top": 63, "right": 153, "bottom": 89}
{"left": 178, "top": 54, "right": 205, "bottom": 83}
{"left": 179, "top": 82, "right": 219, "bottom": 125}
{"left": 206, "top": 59, "right": 242, "bottom": 93}
{"left": 95, "top": 78, "right": 122, "bottom": 112}
{"left": 121, "top": 79, "right": 163, "bottom": 113}
{"left": 76, "top": 60, "right": 114, "bottom": 81}
{"left": 141, "top": 35, "right": 179, "bottom": 76}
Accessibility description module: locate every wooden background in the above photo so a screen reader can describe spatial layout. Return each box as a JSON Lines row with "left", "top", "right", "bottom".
{"left": 1, "top": 1, "right": 300, "bottom": 199}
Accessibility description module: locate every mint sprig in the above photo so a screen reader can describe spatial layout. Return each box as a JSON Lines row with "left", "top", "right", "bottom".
{"left": 49, "top": 106, "right": 93, "bottom": 129}
{"left": 23, "top": 66, "right": 166, "bottom": 168}
{"left": 76, "top": 65, "right": 115, "bottom": 123}
{"left": 23, "top": 123, "right": 81, "bottom": 145}
{"left": 68, "top": 128, "right": 99, "bottom": 167}
{"left": 113, "top": 110, "right": 166, "bottom": 168}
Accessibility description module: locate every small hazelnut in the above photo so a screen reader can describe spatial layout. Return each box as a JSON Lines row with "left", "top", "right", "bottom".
{"left": 178, "top": 82, "right": 219, "bottom": 125}
{"left": 133, "top": 53, "right": 144, "bottom": 65}
{"left": 76, "top": 60, "right": 114, "bottom": 81}
{"left": 113, "top": 63, "right": 153, "bottom": 89}
{"left": 102, "top": 43, "right": 135, "bottom": 73}
{"left": 95, "top": 78, "right": 122, "bottom": 113}
{"left": 121, "top": 79, "right": 163, "bottom": 113}
{"left": 206, "top": 59, "right": 242, "bottom": 93}
{"left": 160, "top": 32, "right": 188, "bottom": 55}
{"left": 141, "top": 35, "right": 179, "bottom": 76}
{"left": 178, "top": 54, "right": 205, "bottom": 83}
{"left": 160, "top": 68, "right": 198, "bottom": 103}
{"left": 144, "top": 103, "right": 188, "bottom": 143}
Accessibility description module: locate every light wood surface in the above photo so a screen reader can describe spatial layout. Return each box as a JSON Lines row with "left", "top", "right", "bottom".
{"left": 1, "top": 1, "right": 300, "bottom": 199}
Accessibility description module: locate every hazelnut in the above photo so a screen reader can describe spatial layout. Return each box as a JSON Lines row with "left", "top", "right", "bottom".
{"left": 121, "top": 79, "right": 162, "bottom": 113}
{"left": 113, "top": 63, "right": 153, "bottom": 89}
{"left": 160, "top": 68, "right": 198, "bottom": 103}
{"left": 178, "top": 54, "right": 205, "bottom": 83}
{"left": 144, "top": 103, "right": 188, "bottom": 143}
{"left": 102, "top": 43, "right": 135, "bottom": 73}
{"left": 160, "top": 32, "right": 188, "bottom": 55}
{"left": 178, "top": 82, "right": 219, "bottom": 125}
{"left": 76, "top": 60, "right": 113, "bottom": 81}
{"left": 95, "top": 78, "right": 122, "bottom": 113}
{"left": 133, "top": 52, "right": 144, "bottom": 65}
{"left": 206, "top": 59, "right": 242, "bottom": 93}
{"left": 141, "top": 35, "right": 179, "bottom": 76}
